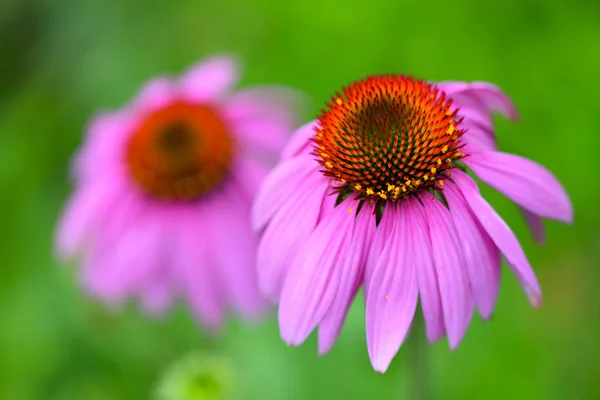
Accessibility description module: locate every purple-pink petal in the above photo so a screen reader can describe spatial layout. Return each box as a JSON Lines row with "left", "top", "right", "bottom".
{"left": 280, "top": 120, "right": 317, "bottom": 160}
{"left": 278, "top": 202, "right": 355, "bottom": 346}
{"left": 465, "top": 151, "right": 573, "bottom": 223}
{"left": 251, "top": 156, "right": 318, "bottom": 231}
{"left": 421, "top": 194, "right": 473, "bottom": 349}
{"left": 366, "top": 204, "right": 418, "bottom": 373}
{"left": 174, "top": 212, "right": 224, "bottom": 329}
{"left": 207, "top": 189, "right": 264, "bottom": 318}
{"left": 445, "top": 183, "right": 501, "bottom": 320}
{"left": 439, "top": 81, "right": 519, "bottom": 120}
{"left": 407, "top": 199, "right": 446, "bottom": 342}
{"left": 257, "top": 177, "right": 327, "bottom": 301}
{"left": 454, "top": 170, "right": 542, "bottom": 307}
{"left": 318, "top": 202, "right": 374, "bottom": 354}
{"left": 521, "top": 207, "right": 546, "bottom": 244}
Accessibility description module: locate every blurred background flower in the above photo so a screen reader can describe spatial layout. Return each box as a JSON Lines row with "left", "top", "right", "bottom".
{"left": 155, "top": 352, "right": 235, "bottom": 400}
{"left": 54, "top": 54, "right": 300, "bottom": 328}
{"left": 0, "top": 0, "right": 598, "bottom": 399}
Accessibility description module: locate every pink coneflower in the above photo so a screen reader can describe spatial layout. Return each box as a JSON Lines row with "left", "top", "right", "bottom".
{"left": 56, "top": 55, "right": 300, "bottom": 328}
{"left": 253, "top": 75, "right": 572, "bottom": 372}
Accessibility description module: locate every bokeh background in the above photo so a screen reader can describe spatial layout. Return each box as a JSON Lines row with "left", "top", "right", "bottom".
{"left": 1, "top": 0, "right": 599, "bottom": 398}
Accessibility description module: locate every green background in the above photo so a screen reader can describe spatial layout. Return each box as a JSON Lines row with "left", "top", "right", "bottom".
{"left": 1, "top": 0, "right": 598, "bottom": 398}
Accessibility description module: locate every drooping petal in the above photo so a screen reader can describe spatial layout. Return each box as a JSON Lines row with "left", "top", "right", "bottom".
{"left": 445, "top": 183, "right": 501, "bottom": 320}
{"left": 278, "top": 202, "right": 355, "bottom": 346}
{"left": 421, "top": 194, "right": 474, "bottom": 349}
{"left": 521, "top": 208, "right": 546, "bottom": 244}
{"left": 140, "top": 271, "right": 172, "bottom": 316}
{"left": 438, "top": 81, "right": 519, "bottom": 120}
{"left": 81, "top": 210, "right": 163, "bottom": 304}
{"left": 251, "top": 156, "right": 319, "bottom": 231}
{"left": 366, "top": 204, "right": 418, "bottom": 372}
{"left": 172, "top": 205, "right": 223, "bottom": 329}
{"left": 55, "top": 179, "right": 123, "bottom": 258}
{"left": 465, "top": 151, "right": 573, "bottom": 223}
{"left": 73, "top": 112, "right": 135, "bottom": 181}
{"left": 453, "top": 170, "right": 542, "bottom": 306}
{"left": 407, "top": 199, "right": 445, "bottom": 342}
{"left": 318, "top": 201, "right": 373, "bottom": 354}
{"left": 257, "top": 178, "right": 328, "bottom": 301}
{"left": 363, "top": 207, "right": 394, "bottom": 299}
{"left": 280, "top": 120, "right": 317, "bottom": 160}
{"left": 179, "top": 55, "right": 240, "bottom": 103}
{"left": 207, "top": 189, "right": 265, "bottom": 318}
{"left": 224, "top": 87, "right": 303, "bottom": 157}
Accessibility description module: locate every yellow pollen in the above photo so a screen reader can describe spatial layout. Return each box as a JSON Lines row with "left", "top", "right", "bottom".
{"left": 320, "top": 152, "right": 329, "bottom": 158}
{"left": 437, "top": 158, "right": 442, "bottom": 165}
{"left": 442, "top": 145, "right": 449, "bottom": 153}
{"left": 387, "top": 184, "right": 396, "bottom": 192}
{"left": 447, "top": 125, "right": 455, "bottom": 135}
{"left": 402, "top": 186, "right": 407, "bottom": 192}
{"left": 348, "top": 208, "right": 353, "bottom": 214}
{"left": 366, "top": 188, "right": 374, "bottom": 195}
{"left": 336, "top": 97, "right": 343, "bottom": 105}
{"left": 379, "top": 191, "right": 388, "bottom": 200}
{"left": 446, "top": 109, "right": 452, "bottom": 116}
{"left": 431, "top": 167, "right": 437, "bottom": 174}
{"left": 325, "top": 161, "right": 333, "bottom": 168}
{"left": 424, "top": 175, "right": 429, "bottom": 181}
{"left": 355, "top": 184, "right": 362, "bottom": 190}
{"left": 438, "top": 180, "right": 444, "bottom": 186}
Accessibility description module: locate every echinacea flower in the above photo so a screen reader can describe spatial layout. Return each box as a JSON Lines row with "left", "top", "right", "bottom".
{"left": 253, "top": 75, "right": 572, "bottom": 372}
{"left": 56, "top": 55, "right": 300, "bottom": 328}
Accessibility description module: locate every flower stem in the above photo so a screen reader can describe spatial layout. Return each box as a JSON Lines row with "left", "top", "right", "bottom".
{"left": 406, "top": 314, "right": 429, "bottom": 400}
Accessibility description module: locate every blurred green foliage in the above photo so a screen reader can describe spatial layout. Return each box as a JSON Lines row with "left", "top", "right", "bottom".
{"left": 1, "top": 0, "right": 599, "bottom": 398}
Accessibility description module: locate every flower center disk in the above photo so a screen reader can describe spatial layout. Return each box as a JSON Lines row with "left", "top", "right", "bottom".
{"left": 314, "top": 75, "right": 465, "bottom": 201}
{"left": 127, "top": 102, "right": 233, "bottom": 200}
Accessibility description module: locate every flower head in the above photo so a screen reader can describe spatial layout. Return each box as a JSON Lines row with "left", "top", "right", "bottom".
{"left": 253, "top": 75, "right": 572, "bottom": 372}
{"left": 56, "top": 55, "right": 301, "bottom": 328}
{"left": 155, "top": 352, "right": 234, "bottom": 400}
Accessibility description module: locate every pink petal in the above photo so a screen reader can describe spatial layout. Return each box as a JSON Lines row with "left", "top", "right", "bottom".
{"left": 421, "top": 194, "right": 474, "bottom": 349}
{"left": 224, "top": 86, "right": 303, "bottom": 157}
{"left": 453, "top": 170, "right": 542, "bottom": 307}
{"left": 55, "top": 179, "right": 124, "bottom": 259}
{"left": 81, "top": 211, "right": 163, "bottom": 304}
{"left": 140, "top": 273, "right": 172, "bottom": 316}
{"left": 228, "top": 154, "right": 268, "bottom": 205}
{"left": 445, "top": 183, "right": 501, "bottom": 320}
{"left": 257, "top": 178, "right": 328, "bottom": 301}
{"left": 74, "top": 112, "right": 135, "bottom": 181}
{"left": 465, "top": 151, "right": 573, "bottom": 223}
{"left": 366, "top": 204, "right": 418, "bottom": 373}
{"left": 207, "top": 188, "right": 265, "bottom": 318}
{"left": 438, "top": 81, "right": 519, "bottom": 120}
{"left": 278, "top": 202, "right": 355, "bottom": 345}
{"left": 280, "top": 120, "right": 317, "bottom": 160}
{"left": 172, "top": 204, "right": 224, "bottom": 329}
{"left": 363, "top": 206, "right": 394, "bottom": 299}
{"left": 179, "top": 54, "right": 240, "bottom": 103}
{"left": 131, "top": 76, "right": 176, "bottom": 113}
{"left": 407, "top": 199, "right": 446, "bottom": 342}
{"left": 251, "top": 156, "right": 319, "bottom": 231}
{"left": 317, "top": 202, "right": 373, "bottom": 354}
{"left": 521, "top": 207, "right": 546, "bottom": 244}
